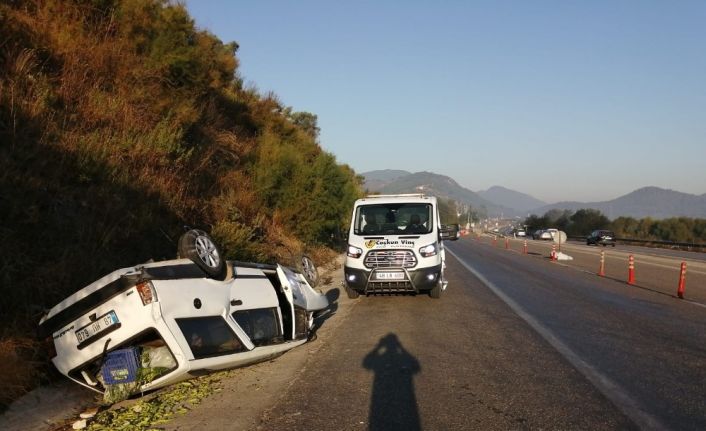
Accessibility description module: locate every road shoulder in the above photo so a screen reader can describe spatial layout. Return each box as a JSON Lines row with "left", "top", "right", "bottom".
{"left": 164, "top": 255, "right": 353, "bottom": 430}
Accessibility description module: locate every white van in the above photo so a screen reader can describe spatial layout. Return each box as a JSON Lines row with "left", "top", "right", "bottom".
{"left": 343, "top": 194, "right": 447, "bottom": 299}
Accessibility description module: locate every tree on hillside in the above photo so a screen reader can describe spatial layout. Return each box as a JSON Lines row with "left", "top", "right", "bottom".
{"left": 438, "top": 198, "right": 459, "bottom": 224}
{"left": 611, "top": 216, "right": 706, "bottom": 243}
{"left": 544, "top": 209, "right": 572, "bottom": 231}
{"left": 611, "top": 216, "right": 639, "bottom": 238}
{"left": 568, "top": 209, "right": 610, "bottom": 236}
{"left": 524, "top": 214, "right": 548, "bottom": 232}
{"left": 287, "top": 110, "right": 320, "bottom": 140}
{"left": 457, "top": 204, "right": 478, "bottom": 226}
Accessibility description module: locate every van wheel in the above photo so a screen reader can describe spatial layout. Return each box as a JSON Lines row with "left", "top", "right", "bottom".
{"left": 345, "top": 284, "right": 360, "bottom": 299}
{"left": 429, "top": 280, "right": 443, "bottom": 299}
{"left": 178, "top": 229, "right": 226, "bottom": 280}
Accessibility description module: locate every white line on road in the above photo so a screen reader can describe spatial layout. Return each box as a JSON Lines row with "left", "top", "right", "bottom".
{"left": 446, "top": 247, "right": 668, "bottom": 431}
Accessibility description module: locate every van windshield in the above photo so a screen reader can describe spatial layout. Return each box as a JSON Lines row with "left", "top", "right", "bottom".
{"left": 354, "top": 203, "right": 433, "bottom": 235}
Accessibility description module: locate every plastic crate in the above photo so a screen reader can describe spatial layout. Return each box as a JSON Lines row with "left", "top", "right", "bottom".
{"left": 101, "top": 347, "right": 140, "bottom": 385}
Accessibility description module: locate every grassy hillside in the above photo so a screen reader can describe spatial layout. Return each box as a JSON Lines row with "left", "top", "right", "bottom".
{"left": 0, "top": 0, "right": 361, "bottom": 408}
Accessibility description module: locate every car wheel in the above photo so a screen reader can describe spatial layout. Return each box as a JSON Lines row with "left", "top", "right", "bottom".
{"left": 345, "top": 284, "right": 360, "bottom": 299}
{"left": 178, "top": 229, "right": 226, "bottom": 280}
{"left": 297, "top": 255, "right": 319, "bottom": 287}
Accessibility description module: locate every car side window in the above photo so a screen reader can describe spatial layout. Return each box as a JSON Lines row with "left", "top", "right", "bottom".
{"left": 176, "top": 316, "right": 246, "bottom": 359}
{"left": 232, "top": 308, "right": 283, "bottom": 347}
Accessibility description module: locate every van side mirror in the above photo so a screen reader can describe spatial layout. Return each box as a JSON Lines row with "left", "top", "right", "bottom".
{"left": 439, "top": 225, "right": 449, "bottom": 241}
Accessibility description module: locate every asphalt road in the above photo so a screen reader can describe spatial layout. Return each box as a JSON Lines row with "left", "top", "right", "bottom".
{"left": 484, "top": 235, "right": 706, "bottom": 304}
{"left": 446, "top": 237, "right": 706, "bottom": 430}
{"left": 254, "top": 238, "right": 705, "bottom": 430}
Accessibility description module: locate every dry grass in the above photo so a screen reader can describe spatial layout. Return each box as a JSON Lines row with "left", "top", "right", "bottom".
{"left": 0, "top": 337, "right": 46, "bottom": 410}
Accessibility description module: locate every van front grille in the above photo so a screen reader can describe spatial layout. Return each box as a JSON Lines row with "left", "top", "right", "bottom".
{"left": 364, "top": 250, "right": 417, "bottom": 268}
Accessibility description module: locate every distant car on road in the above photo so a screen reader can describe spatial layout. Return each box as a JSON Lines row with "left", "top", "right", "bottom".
{"left": 533, "top": 229, "right": 554, "bottom": 240}
{"left": 440, "top": 224, "right": 459, "bottom": 241}
{"left": 545, "top": 228, "right": 558, "bottom": 238}
{"left": 587, "top": 230, "right": 616, "bottom": 247}
{"left": 448, "top": 224, "right": 460, "bottom": 240}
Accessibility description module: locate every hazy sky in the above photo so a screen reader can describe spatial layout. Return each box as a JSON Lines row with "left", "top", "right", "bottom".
{"left": 185, "top": 0, "right": 706, "bottom": 203}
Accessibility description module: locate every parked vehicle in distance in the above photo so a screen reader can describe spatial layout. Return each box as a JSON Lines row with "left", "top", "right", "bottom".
{"left": 514, "top": 228, "right": 526, "bottom": 237}
{"left": 441, "top": 224, "right": 460, "bottom": 241}
{"left": 533, "top": 229, "right": 554, "bottom": 240}
{"left": 37, "top": 229, "right": 328, "bottom": 403}
{"left": 587, "top": 230, "right": 616, "bottom": 247}
{"left": 499, "top": 226, "right": 514, "bottom": 237}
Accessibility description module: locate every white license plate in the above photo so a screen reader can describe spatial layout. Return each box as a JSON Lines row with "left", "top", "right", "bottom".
{"left": 75, "top": 311, "right": 119, "bottom": 344}
{"left": 375, "top": 272, "right": 405, "bottom": 280}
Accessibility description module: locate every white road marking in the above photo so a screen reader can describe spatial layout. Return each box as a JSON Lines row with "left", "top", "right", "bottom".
{"left": 447, "top": 247, "right": 668, "bottom": 431}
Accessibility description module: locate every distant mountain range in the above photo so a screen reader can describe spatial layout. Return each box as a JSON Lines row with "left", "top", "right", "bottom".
{"left": 361, "top": 170, "right": 706, "bottom": 219}
{"left": 533, "top": 187, "right": 706, "bottom": 219}
{"left": 362, "top": 170, "right": 523, "bottom": 217}
{"left": 478, "top": 186, "right": 546, "bottom": 214}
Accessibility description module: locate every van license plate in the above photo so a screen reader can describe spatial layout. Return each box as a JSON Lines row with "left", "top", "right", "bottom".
{"left": 75, "top": 311, "right": 119, "bottom": 344}
{"left": 375, "top": 272, "right": 404, "bottom": 280}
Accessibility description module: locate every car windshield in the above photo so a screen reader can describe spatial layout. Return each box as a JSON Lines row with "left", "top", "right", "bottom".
{"left": 354, "top": 203, "right": 433, "bottom": 235}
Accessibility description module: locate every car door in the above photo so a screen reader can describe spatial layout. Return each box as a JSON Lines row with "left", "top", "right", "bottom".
{"left": 157, "top": 278, "right": 254, "bottom": 360}
{"left": 228, "top": 266, "right": 284, "bottom": 347}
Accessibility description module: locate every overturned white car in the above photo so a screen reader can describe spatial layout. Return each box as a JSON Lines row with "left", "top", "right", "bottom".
{"left": 37, "top": 230, "right": 328, "bottom": 403}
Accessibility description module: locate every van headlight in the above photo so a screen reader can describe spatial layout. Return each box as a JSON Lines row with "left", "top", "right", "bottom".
{"left": 419, "top": 242, "right": 438, "bottom": 257}
{"left": 347, "top": 245, "right": 363, "bottom": 258}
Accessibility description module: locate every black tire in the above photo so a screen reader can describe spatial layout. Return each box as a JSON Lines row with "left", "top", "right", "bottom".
{"left": 345, "top": 284, "right": 360, "bottom": 299}
{"left": 178, "top": 229, "right": 226, "bottom": 280}
{"left": 297, "top": 255, "right": 319, "bottom": 288}
{"left": 429, "top": 280, "right": 443, "bottom": 298}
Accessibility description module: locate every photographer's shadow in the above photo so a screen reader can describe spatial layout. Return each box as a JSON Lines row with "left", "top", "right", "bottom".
{"left": 363, "top": 333, "right": 421, "bottom": 431}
